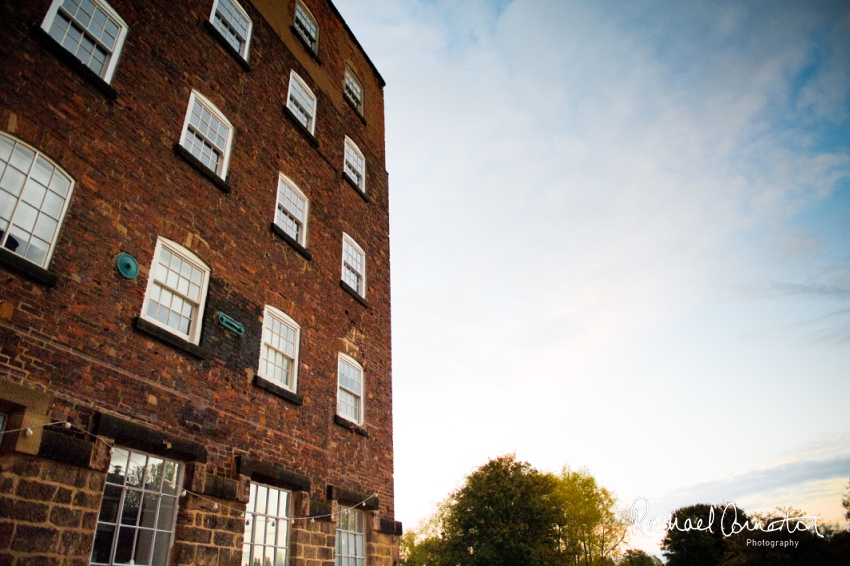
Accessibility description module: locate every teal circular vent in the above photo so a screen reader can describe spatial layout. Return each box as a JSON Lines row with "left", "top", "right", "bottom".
{"left": 116, "top": 253, "right": 139, "bottom": 279}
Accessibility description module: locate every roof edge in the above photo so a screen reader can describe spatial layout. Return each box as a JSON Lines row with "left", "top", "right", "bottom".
{"left": 327, "top": 0, "right": 386, "bottom": 87}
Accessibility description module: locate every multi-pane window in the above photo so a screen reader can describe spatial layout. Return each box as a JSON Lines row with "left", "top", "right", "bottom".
{"left": 180, "top": 91, "right": 234, "bottom": 179}
{"left": 341, "top": 233, "right": 365, "bottom": 297}
{"left": 90, "top": 448, "right": 182, "bottom": 566}
{"left": 141, "top": 238, "right": 210, "bottom": 345}
{"left": 343, "top": 137, "right": 366, "bottom": 193}
{"left": 344, "top": 67, "right": 363, "bottom": 114}
{"left": 335, "top": 506, "right": 366, "bottom": 566}
{"left": 337, "top": 353, "right": 363, "bottom": 424}
{"left": 210, "top": 0, "right": 252, "bottom": 60}
{"left": 258, "top": 305, "right": 301, "bottom": 391}
{"left": 41, "top": 0, "right": 128, "bottom": 83}
{"left": 287, "top": 72, "right": 317, "bottom": 134}
{"left": 0, "top": 132, "right": 74, "bottom": 269}
{"left": 274, "top": 174, "right": 309, "bottom": 246}
{"left": 293, "top": 1, "right": 318, "bottom": 52}
{"left": 242, "top": 483, "right": 291, "bottom": 566}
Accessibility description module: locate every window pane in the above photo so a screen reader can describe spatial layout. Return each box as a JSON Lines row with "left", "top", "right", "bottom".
{"left": 98, "top": 485, "right": 123, "bottom": 523}
{"left": 94, "top": 450, "right": 182, "bottom": 566}
{"left": 31, "top": 156, "right": 54, "bottom": 185}
{"left": 139, "top": 493, "right": 158, "bottom": 528}
{"left": 91, "top": 523, "right": 116, "bottom": 564}
{"left": 49, "top": 0, "right": 124, "bottom": 78}
{"left": 0, "top": 134, "right": 74, "bottom": 267}
{"left": 114, "top": 526, "right": 137, "bottom": 563}
{"left": 33, "top": 214, "right": 58, "bottom": 242}
{"left": 0, "top": 167, "right": 26, "bottom": 196}
{"left": 157, "top": 495, "right": 177, "bottom": 530}
{"left": 134, "top": 528, "right": 154, "bottom": 565}
{"left": 151, "top": 532, "right": 171, "bottom": 566}
{"left": 288, "top": 75, "right": 315, "bottom": 130}
{"left": 49, "top": 171, "right": 71, "bottom": 197}
{"left": 41, "top": 190, "right": 65, "bottom": 219}
{"left": 9, "top": 145, "right": 34, "bottom": 172}
{"left": 0, "top": 136, "right": 14, "bottom": 162}
{"left": 294, "top": 2, "right": 318, "bottom": 48}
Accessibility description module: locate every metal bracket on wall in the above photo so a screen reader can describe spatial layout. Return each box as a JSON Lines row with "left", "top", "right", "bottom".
{"left": 216, "top": 312, "right": 245, "bottom": 336}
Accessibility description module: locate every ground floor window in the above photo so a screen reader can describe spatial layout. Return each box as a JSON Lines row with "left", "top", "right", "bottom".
{"left": 90, "top": 448, "right": 182, "bottom": 565}
{"left": 242, "top": 482, "right": 292, "bottom": 566}
{"left": 335, "top": 506, "right": 366, "bottom": 566}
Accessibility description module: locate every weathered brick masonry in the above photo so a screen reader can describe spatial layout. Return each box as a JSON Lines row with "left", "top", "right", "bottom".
{"left": 0, "top": 0, "right": 399, "bottom": 564}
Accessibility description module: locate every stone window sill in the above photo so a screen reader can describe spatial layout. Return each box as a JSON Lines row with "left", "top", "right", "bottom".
{"left": 283, "top": 106, "right": 319, "bottom": 148}
{"left": 134, "top": 316, "right": 209, "bottom": 360}
{"left": 204, "top": 20, "right": 252, "bottom": 71}
{"left": 271, "top": 223, "right": 312, "bottom": 260}
{"left": 32, "top": 26, "right": 118, "bottom": 100}
{"left": 0, "top": 246, "right": 58, "bottom": 286}
{"left": 343, "top": 172, "right": 370, "bottom": 203}
{"left": 290, "top": 26, "right": 322, "bottom": 64}
{"left": 174, "top": 144, "right": 232, "bottom": 193}
{"left": 334, "top": 415, "right": 369, "bottom": 437}
{"left": 254, "top": 375, "right": 304, "bottom": 406}
{"left": 340, "top": 280, "right": 369, "bottom": 308}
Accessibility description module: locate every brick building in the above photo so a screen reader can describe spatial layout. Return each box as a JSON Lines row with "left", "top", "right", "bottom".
{"left": 0, "top": 0, "right": 400, "bottom": 564}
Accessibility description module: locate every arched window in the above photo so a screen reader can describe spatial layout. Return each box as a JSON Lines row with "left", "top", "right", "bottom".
{"left": 0, "top": 132, "right": 75, "bottom": 269}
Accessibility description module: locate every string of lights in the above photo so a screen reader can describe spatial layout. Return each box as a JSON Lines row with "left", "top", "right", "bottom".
{"left": 0, "top": 418, "right": 378, "bottom": 522}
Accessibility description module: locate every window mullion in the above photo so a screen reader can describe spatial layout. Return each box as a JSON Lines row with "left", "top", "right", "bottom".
{"left": 57, "top": 6, "right": 115, "bottom": 53}
{"left": 187, "top": 124, "right": 222, "bottom": 156}
{"left": 147, "top": 490, "right": 162, "bottom": 565}
{"left": 108, "top": 486, "right": 128, "bottom": 565}
{"left": 152, "top": 279, "right": 199, "bottom": 308}
{"left": 264, "top": 342, "right": 292, "bottom": 362}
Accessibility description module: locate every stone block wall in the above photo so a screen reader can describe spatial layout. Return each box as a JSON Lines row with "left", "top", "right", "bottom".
{"left": 0, "top": 454, "right": 104, "bottom": 566}
{"left": 171, "top": 494, "right": 245, "bottom": 566}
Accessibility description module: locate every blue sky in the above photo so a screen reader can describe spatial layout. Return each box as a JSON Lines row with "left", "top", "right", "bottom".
{"left": 334, "top": 0, "right": 850, "bottom": 553}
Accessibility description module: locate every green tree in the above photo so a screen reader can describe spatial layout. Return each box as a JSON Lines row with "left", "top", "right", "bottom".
{"left": 661, "top": 504, "right": 729, "bottom": 566}
{"left": 400, "top": 501, "right": 451, "bottom": 566}
{"left": 438, "top": 454, "right": 562, "bottom": 566}
{"left": 615, "top": 549, "right": 662, "bottom": 566}
{"left": 843, "top": 477, "right": 850, "bottom": 521}
{"left": 554, "top": 467, "right": 629, "bottom": 565}
{"left": 401, "top": 456, "right": 630, "bottom": 566}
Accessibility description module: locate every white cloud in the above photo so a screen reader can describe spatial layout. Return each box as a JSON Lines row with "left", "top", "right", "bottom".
{"left": 333, "top": 0, "right": 850, "bottom": 537}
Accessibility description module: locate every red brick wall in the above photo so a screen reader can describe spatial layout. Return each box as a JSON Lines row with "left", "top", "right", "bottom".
{"left": 0, "top": 0, "right": 396, "bottom": 562}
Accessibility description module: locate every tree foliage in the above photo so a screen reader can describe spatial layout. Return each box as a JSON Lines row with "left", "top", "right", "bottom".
{"left": 615, "top": 549, "right": 663, "bottom": 566}
{"left": 400, "top": 455, "right": 629, "bottom": 566}
{"left": 843, "top": 477, "right": 850, "bottom": 521}
{"left": 554, "top": 467, "right": 629, "bottom": 565}
{"left": 660, "top": 504, "right": 729, "bottom": 566}
{"left": 440, "top": 455, "right": 562, "bottom": 566}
